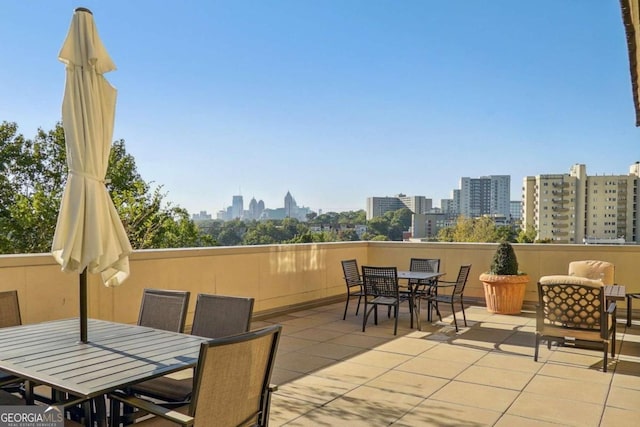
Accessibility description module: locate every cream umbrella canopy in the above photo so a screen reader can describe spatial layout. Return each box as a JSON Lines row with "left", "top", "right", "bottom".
{"left": 52, "top": 7, "right": 132, "bottom": 343}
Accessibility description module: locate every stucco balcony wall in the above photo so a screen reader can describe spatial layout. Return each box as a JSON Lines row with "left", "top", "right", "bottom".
{"left": 0, "top": 241, "right": 637, "bottom": 326}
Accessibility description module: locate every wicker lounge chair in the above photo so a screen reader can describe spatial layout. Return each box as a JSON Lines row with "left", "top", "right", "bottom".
{"left": 534, "top": 275, "right": 616, "bottom": 372}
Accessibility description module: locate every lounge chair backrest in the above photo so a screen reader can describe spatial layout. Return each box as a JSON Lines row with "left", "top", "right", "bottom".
{"left": 568, "top": 260, "right": 615, "bottom": 285}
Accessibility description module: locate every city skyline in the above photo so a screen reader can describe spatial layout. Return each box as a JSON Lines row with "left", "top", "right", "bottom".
{"left": 2, "top": 1, "right": 639, "bottom": 215}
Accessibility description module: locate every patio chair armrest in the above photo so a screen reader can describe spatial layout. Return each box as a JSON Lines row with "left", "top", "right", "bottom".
{"left": 109, "top": 390, "right": 193, "bottom": 426}
{"left": 0, "top": 375, "right": 21, "bottom": 387}
{"left": 607, "top": 302, "right": 617, "bottom": 326}
{"left": 431, "top": 282, "right": 456, "bottom": 288}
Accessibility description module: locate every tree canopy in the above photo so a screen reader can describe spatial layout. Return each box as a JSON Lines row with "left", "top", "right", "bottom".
{"left": 0, "top": 121, "right": 213, "bottom": 254}
{"left": 437, "top": 216, "right": 516, "bottom": 243}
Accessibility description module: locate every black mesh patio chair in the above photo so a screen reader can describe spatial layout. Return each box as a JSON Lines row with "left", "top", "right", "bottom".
{"left": 128, "top": 294, "right": 255, "bottom": 404}
{"left": 535, "top": 276, "right": 616, "bottom": 372}
{"left": 341, "top": 259, "right": 364, "bottom": 320}
{"left": 109, "top": 325, "right": 282, "bottom": 427}
{"left": 361, "top": 266, "right": 410, "bottom": 335}
{"left": 137, "top": 288, "right": 191, "bottom": 332}
{"left": 419, "top": 264, "right": 471, "bottom": 332}
{"left": 409, "top": 258, "right": 441, "bottom": 322}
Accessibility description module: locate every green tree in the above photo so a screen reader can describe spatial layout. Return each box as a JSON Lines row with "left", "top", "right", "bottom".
{"left": 337, "top": 228, "right": 359, "bottom": 241}
{"left": 0, "top": 122, "right": 213, "bottom": 253}
{"left": 0, "top": 122, "right": 66, "bottom": 253}
{"left": 436, "top": 226, "right": 455, "bottom": 242}
{"left": 367, "top": 216, "right": 390, "bottom": 238}
{"left": 516, "top": 224, "right": 537, "bottom": 243}
{"left": 217, "top": 219, "right": 245, "bottom": 246}
{"left": 438, "top": 216, "right": 514, "bottom": 243}
{"left": 243, "top": 221, "right": 281, "bottom": 245}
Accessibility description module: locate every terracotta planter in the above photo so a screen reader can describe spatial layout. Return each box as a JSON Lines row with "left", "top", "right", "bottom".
{"left": 479, "top": 273, "right": 529, "bottom": 314}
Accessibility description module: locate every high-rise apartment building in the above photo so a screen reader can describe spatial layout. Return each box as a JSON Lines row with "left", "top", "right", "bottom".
{"left": 366, "top": 194, "right": 432, "bottom": 220}
{"left": 457, "top": 175, "right": 510, "bottom": 218}
{"left": 522, "top": 163, "right": 640, "bottom": 243}
{"left": 440, "top": 198, "right": 456, "bottom": 214}
{"left": 510, "top": 200, "right": 522, "bottom": 222}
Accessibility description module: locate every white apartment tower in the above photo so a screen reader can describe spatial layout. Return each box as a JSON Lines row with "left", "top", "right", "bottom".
{"left": 522, "top": 163, "right": 640, "bottom": 243}
{"left": 457, "top": 175, "right": 510, "bottom": 218}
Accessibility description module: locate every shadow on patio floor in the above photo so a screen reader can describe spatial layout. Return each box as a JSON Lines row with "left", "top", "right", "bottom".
{"left": 256, "top": 302, "right": 640, "bottom": 426}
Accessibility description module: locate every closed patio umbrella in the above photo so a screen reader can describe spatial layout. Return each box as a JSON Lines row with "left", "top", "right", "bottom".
{"left": 51, "top": 7, "right": 132, "bottom": 343}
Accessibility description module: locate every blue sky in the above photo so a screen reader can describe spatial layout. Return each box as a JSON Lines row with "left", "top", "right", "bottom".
{"left": 1, "top": 1, "right": 638, "bottom": 215}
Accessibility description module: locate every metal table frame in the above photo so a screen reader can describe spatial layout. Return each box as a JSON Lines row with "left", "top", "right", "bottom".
{"left": 397, "top": 270, "right": 445, "bottom": 329}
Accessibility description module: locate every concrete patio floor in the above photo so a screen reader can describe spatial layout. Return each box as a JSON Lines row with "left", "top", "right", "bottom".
{"left": 255, "top": 301, "right": 640, "bottom": 426}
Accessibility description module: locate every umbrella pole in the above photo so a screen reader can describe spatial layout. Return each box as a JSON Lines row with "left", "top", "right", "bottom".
{"left": 80, "top": 269, "right": 88, "bottom": 343}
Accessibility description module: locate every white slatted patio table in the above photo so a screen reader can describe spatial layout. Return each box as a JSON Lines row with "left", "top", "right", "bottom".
{"left": 0, "top": 318, "right": 208, "bottom": 427}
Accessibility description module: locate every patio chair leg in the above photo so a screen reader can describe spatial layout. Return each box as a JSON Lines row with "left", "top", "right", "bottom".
{"left": 434, "top": 301, "right": 442, "bottom": 322}
{"left": 343, "top": 296, "right": 350, "bottom": 320}
{"left": 362, "top": 303, "right": 369, "bottom": 332}
{"left": 603, "top": 342, "right": 608, "bottom": 373}
{"left": 109, "top": 395, "right": 121, "bottom": 427}
{"left": 415, "top": 297, "right": 422, "bottom": 331}
{"left": 460, "top": 300, "right": 467, "bottom": 327}
{"left": 355, "top": 295, "right": 362, "bottom": 316}
{"left": 612, "top": 323, "right": 616, "bottom": 357}
{"left": 450, "top": 302, "right": 458, "bottom": 332}
{"left": 393, "top": 304, "right": 398, "bottom": 335}
{"left": 374, "top": 306, "right": 378, "bottom": 325}
{"left": 534, "top": 335, "right": 539, "bottom": 361}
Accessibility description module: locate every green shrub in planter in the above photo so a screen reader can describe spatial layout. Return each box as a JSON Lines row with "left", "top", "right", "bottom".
{"left": 488, "top": 242, "right": 519, "bottom": 275}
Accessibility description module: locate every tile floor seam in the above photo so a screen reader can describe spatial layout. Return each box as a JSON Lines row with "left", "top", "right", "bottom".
{"left": 490, "top": 356, "right": 546, "bottom": 426}
{"left": 396, "top": 372, "right": 457, "bottom": 422}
